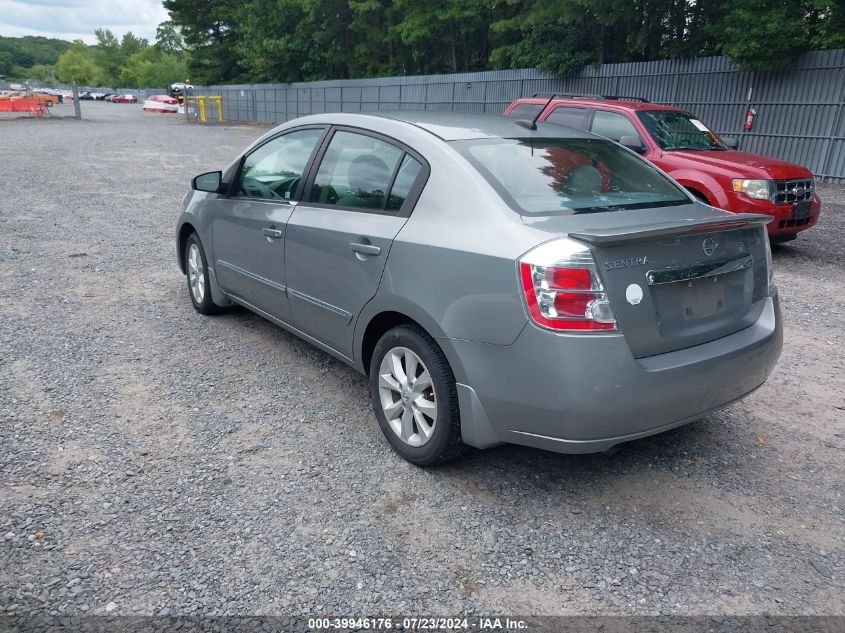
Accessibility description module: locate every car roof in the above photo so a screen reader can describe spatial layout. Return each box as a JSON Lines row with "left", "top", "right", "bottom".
{"left": 343, "top": 111, "right": 598, "bottom": 141}
{"left": 512, "top": 97, "right": 683, "bottom": 112}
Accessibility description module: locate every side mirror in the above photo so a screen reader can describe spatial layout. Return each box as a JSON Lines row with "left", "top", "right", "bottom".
{"left": 192, "top": 170, "right": 222, "bottom": 193}
{"left": 722, "top": 136, "right": 739, "bottom": 150}
{"left": 619, "top": 135, "right": 646, "bottom": 154}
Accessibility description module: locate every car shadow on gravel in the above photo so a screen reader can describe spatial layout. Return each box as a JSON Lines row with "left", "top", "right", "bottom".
{"left": 449, "top": 417, "right": 717, "bottom": 476}
{"left": 210, "top": 302, "right": 739, "bottom": 481}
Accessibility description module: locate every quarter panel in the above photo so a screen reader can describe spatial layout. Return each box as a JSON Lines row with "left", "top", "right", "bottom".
{"left": 380, "top": 240, "right": 529, "bottom": 345}
{"left": 352, "top": 295, "right": 470, "bottom": 380}
{"left": 375, "top": 151, "right": 544, "bottom": 346}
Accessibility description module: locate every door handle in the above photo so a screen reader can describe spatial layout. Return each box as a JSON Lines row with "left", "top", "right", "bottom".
{"left": 349, "top": 242, "right": 381, "bottom": 256}
{"left": 262, "top": 227, "right": 283, "bottom": 239}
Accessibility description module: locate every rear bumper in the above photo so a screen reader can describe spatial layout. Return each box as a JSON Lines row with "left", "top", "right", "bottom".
{"left": 448, "top": 293, "right": 782, "bottom": 454}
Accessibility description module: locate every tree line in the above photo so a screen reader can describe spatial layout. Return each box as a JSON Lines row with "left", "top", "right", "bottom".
{"left": 0, "top": 36, "right": 70, "bottom": 82}
{"left": 0, "top": 26, "right": 189, "bottom": 89}
{"left": 2, "top": 0, "right": 844, "bottom": 88}
{"left": 166, "top": 0, "right": 845, "bottom": 84}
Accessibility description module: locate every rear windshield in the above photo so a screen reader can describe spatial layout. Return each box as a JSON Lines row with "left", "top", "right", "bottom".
{"left": 637, "top": 110, "right": 725, "bottom": 151}
{"left": 453, "top": 137, "right": 691, "bottom": 215}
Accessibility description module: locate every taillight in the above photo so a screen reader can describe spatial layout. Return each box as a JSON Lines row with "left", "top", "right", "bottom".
{"left": 763, "top": 228, "right": 774, "bottom": 295}
{"left": 519, "top": 237, "right": 617, "bottom": 332}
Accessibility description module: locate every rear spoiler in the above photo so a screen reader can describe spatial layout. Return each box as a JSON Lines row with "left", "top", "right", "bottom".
{"left": 569, "top": 213, "right": 772, "bottom": 246}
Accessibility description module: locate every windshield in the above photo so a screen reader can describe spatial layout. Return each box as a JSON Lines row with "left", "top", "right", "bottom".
{"left": 637, "top": 110, "right": 725, "bottom": 151}
{"left": 454, "top": 137, "right": 691, "bottom": 215}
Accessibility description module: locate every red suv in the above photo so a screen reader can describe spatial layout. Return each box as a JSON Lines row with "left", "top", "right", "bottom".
{"left": 505, "top": 95, "right": 821, "bottom": 242}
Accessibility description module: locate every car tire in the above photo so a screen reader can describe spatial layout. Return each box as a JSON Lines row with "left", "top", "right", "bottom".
{"left": 184, "top": 233, "right": 221, "bottom": 315}
{"left": 369, "top": 324, "right": 467, "bottom": 466}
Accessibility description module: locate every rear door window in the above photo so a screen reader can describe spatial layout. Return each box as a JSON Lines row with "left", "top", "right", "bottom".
{"left": 309, "top": 130, "right": 404, "bottom": 211}
{"left": 386, "top": 155, "right": 423, "bottom": 212}
{"left": 590, "top": 110, "right": 642, "bottom": 143}
{"left": 545, "top": 106, "right": 590, "bottom": 129}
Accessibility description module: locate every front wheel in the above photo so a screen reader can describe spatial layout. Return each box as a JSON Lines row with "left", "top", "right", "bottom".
{"left": 369, "top": 324, "right": 467, "bottom": 466}
{"left": 184, "top": 233, "right": 221, "bottom": 315}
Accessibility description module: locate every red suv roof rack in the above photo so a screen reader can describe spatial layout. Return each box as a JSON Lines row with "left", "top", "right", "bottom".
{"left": 530, "top": 93, "right": 650, "bottom": 103}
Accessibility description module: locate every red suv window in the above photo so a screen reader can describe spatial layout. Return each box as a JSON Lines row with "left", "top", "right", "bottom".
{"left": 590, "top": 110, "right": 641, "bottom": 143}
{"left": 545, "top": 106, "right": 590, "bottom": 129}
{"left": 505, "top": 103, "right": 544, "bottom": 119}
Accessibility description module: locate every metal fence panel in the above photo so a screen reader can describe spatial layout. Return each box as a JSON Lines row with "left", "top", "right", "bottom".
{"left": 184, "top": 49, "right": 844, "bottom": 181}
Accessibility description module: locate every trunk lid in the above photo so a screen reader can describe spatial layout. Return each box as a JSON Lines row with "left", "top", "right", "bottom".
{"left": 569, "top": 213, "right": 772, "bottom": 358}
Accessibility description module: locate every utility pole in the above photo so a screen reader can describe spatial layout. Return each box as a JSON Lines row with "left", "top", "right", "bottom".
{"left": 72, "top": 85, "right": 82, "bottom": 119}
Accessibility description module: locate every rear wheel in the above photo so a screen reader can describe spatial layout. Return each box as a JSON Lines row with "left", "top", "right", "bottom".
{"left": 369, "top": 324, "right": 467, "bottom": 466}
{"left": 185, "top": 233, "right": 221, "bottom": 315}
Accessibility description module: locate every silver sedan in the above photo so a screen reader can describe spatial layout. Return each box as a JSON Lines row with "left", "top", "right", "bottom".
{"left": 176, "top": 112, "right": 782, "bottom": 465}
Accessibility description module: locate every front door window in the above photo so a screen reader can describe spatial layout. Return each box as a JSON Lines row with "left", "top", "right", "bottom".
{"left": 235, "top": 128, "right": 324, "bottom": 200}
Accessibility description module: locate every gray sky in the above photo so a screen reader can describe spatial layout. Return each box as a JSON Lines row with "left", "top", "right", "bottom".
{"left": 0, "top": 0, "right": 168, "bottom": 44}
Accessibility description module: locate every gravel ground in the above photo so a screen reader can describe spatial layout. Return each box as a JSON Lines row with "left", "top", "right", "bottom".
{"left": 1, "top": 102, "right": 843, "bottom": 619}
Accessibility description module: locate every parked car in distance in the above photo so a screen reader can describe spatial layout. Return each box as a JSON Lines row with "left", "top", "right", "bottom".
{"left": 77, "top": 92, "right": 95, "bottom": 101}
{"left": 143, "top": 94, "right": 179, "bottom": 113}
{"left": 505, "top": 95, "right": 821, "bottom": 243}
{"left": 176, "top": 112, "right": 782, "bottom": 465}
{"left": 168, "top": 82, "right": 193, "bottom": 102}
{"left": 33, "top": 91, "right": 61, "bottom": 104}
{"left": 112, "top": 94, "right": 138, "bottom": 104}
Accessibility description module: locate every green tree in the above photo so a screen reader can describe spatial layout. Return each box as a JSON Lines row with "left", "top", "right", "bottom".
{"left": 118, "top": 48, "right": 155, "bottom": 86}
{"left": 120, "top": 32, "right": 149, "bottom": 58}
{"left": 92, "top": 29, "right": 150, "bottom": 85}
{"left": 120, "top": 48, "right": 189, "bottom": 87}
{"left": 299, "top": 0, "right": 356, "bottom": 78}
{"left": 234, "top": 0, "right": 319, "bottom": 81}
{"left": 0, "top": 35, "right": 71, "bottom": 80}
{"left": 713, "top": 0, "right": 811, "bottom": 68}
{"left": 809, "top": 0, "right": 845, "bottom": 49}
{"left": 393, "top": 0, "right": 492, "bottom": 74}
{"left": 713, "top": 0, "right": 845, "bottom": 68}
{"left": 490, "top": 1, "right": 594, "bottom": 75}
{"left": 155, "top": 21, "right": 185, "bottom": 52}
{"left": 94, "top": 28, "right": 122, "bottom": 85}
{"left": 162, "top": 0, "right": 245, "bottom": 83}
{"left": 160, "top": 0, "right": 845, "bottom": 84}
{"left": 56, "top": 40, "right": 103, "bottom": 84}
{"left": 0, "top": 50, "right": 12, "bottom": 76}
{"left": 26, "top": 63, "right": 57, "bottom": 82}
{"left": 346, "top": 0, "right": 405, "bottom": 77}
{"left": 141, "top": 52, "right": 189, "bottom": 87}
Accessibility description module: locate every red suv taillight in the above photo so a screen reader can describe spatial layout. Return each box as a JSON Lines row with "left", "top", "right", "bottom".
{"left": 519, "top": 238, "right": 617, "bottom": 332}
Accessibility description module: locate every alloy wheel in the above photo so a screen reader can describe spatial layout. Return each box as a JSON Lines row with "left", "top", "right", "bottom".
{"left": 187, "top": 243, "right": 205, "bottom": 304}
{"left": 377, "top": 346, "right": 437, "bottom": 447}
